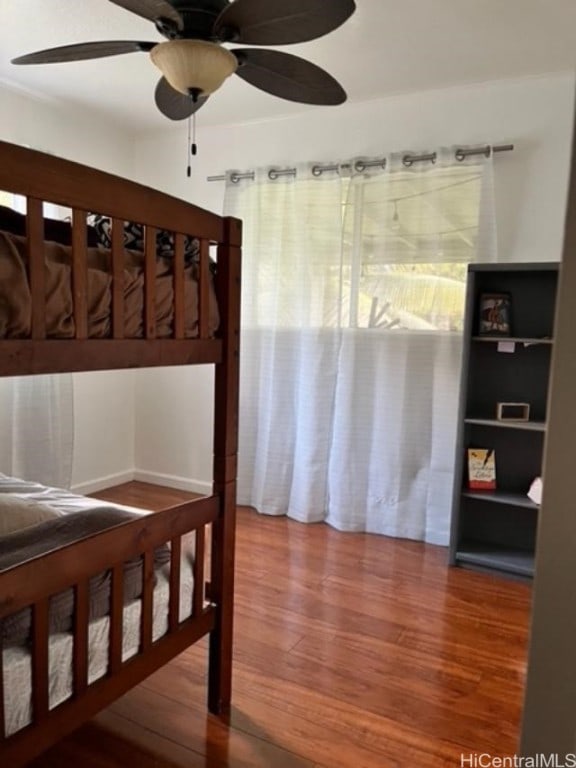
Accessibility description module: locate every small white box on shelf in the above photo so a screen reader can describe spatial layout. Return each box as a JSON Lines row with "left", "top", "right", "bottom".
{"left": 496, "top": 402, "right": 530, "bottom": 422}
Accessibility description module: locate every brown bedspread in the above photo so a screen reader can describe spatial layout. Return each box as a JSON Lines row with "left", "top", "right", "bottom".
{"left": 0, "top": 231, "right": 219, "bottom": 338}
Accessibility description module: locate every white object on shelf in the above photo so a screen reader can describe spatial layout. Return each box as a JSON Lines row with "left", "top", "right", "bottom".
{"left": 496, "top": 402, "right": 531, "bottom": 421}
{"left": 528, "top": 477, "right": 543, "bottom": 506}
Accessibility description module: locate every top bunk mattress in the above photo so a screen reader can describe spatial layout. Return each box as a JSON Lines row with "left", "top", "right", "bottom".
{"left": 0, "top": 229, "right": 220, "bottom": 339}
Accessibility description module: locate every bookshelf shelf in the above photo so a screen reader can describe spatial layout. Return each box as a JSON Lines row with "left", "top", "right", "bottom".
{"left": 472, "top": 336, "right": 553, "bottom": 345}
{"left": 461, "top": 489, "right": 538, "bottom": 510}
{"left": 455, "top": 543, "right": 535, "bottom": 578}
{"left": 464, "top": 418, "right": 547, "bottom": 432}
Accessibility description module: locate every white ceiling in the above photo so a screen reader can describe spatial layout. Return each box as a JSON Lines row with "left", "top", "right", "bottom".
{"left": 0, "top": 0, "right": 576, "bottom": 131}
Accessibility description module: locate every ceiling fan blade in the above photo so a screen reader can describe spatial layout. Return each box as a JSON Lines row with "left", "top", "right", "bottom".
{"left": 233, "top": 49, "right": 346, "bottom": 105}
{"left": 12, "top": 40, "right": 156, "bottom": 65}
{"left": 214, "top": 0, "right": 355, "bottom": 45}
{"left": 109, "top": 0, "right": 184, "bottom": 30}
{"left": 155, "top": 77, "right": 209, "bottom": 120}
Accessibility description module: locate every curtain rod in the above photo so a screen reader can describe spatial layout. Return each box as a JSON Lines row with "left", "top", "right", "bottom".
{"left": 207, "top": 143, "right": 514, "bottom": 183}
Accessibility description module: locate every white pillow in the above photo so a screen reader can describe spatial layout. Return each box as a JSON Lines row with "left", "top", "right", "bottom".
{"left": 0, "top": 494, "right": 63, "bottom": 536}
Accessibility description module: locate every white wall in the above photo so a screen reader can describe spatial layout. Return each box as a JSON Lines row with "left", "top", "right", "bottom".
{"left": 134, "top": 367, "right": 214, "bottom": 495}
{"left": 0, "top": 84, "right": 132, "bottom": 174}
{"left": 71, "top": 370, "right": 136, "bottom": 493}
{"left": 0, "top": 84, "right": 136, "bottom": 491}
{"left": 130, "top": 72, "right": 576, "bottom": 490}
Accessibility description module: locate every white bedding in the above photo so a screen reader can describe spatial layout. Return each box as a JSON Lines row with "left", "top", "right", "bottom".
{"left": 0, "top": 474, "right": 194, "bottom": 737}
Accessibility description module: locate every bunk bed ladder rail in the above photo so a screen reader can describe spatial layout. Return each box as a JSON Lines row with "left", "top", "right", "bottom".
{"left": 209, "top": 216, "right": 242, "bottom": 715}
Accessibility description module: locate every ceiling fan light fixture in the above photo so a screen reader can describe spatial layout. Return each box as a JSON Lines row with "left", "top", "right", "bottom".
{"left": 150, "top": 40, "right": 237, "bottom": 97}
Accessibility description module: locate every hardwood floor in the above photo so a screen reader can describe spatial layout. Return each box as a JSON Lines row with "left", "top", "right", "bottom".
{"left": 31, "top": 482, "right": 532, "bottom": 767}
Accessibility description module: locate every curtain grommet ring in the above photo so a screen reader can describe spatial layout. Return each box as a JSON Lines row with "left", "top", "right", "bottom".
{"left": 455, "top": 149, "right": 466, "bottom": 162}
{"left": 402, "top": 156, "right": 414, "bottom": 167}
{"left": 312, "top": 165, "right": 323, "bottom": 177}
{"left": 431, "top": 152, "right": 437, "bottom": 164}
{"left": 268, "top": 169, "right": 279, "bottom": 181}
{"left": 354, "top": 160, "right": 366, "bottom": 173}
{"left": 230, "top": 173, "right": 241, "bottom": 184}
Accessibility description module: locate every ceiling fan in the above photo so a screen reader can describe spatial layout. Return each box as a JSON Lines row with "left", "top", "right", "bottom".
{"left": 12, "top": 0, "right": 356, "bottom": 121}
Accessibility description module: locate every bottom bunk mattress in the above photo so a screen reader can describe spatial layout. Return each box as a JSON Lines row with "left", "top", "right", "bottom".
{"left": 0, "top": 475, "right": 195, "bottom": 737}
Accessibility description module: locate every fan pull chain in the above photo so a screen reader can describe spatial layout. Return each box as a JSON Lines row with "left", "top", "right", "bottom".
{"left": 187, "top": 115, "right": 192, "bottom": 178}
{"left": 186, "top": 113, "right": 198, "bottom": 178}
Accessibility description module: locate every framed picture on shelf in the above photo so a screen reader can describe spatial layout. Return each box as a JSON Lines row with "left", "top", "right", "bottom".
{"left": 478, "top": 292, "right": 511, "bottom": 335}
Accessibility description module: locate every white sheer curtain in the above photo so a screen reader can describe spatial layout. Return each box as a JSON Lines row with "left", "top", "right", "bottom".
{"left": 224, "top": 149, "right": 496, "bottom": 544}
{"left": 0, "top": 376, "right": 74, "bottom": 489}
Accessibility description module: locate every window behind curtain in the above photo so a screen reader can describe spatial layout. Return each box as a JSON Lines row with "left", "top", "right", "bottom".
{"left": 343, "top": 163, "right": 488, "bottom": 331}
{"left": 234, "top": 160, "right": 492, "bottom": 332}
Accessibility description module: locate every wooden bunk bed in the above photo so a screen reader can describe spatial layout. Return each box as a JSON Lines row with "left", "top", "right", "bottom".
{"left": 0, "top": 140, "right": 241, "bottom": 767}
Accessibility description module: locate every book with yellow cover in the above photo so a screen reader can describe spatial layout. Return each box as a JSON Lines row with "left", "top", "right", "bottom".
{"left": 467, "top": 448, "right": 496, "bottom": 490}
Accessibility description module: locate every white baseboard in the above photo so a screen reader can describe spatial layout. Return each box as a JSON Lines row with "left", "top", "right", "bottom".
{"left": 72, "top": 470, "right": 211, "bottom": 497}
{"left": 71, "top": 470, "right": 135, "bottom": 495}
{"left": 133, "top": 470, "right": 211, "bottom": 496}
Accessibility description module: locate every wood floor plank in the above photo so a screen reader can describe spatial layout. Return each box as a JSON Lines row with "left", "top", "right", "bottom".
{"left": 109, "top": 686, "right": 316, "bottom": 768}
{"left": 30, "top": 711, "right": 217, "bottom": 768}
{"left": 27, "top": 484, "right": 530, "bottom": 767}
{"left": 90, "top": 482, "right": 201, "bottom": 511}
{"left": 141, "top": 661, "right": 468, "bottom": 768}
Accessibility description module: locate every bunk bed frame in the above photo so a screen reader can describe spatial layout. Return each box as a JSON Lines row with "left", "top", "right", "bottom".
{"left": 0, "top": 141, "right": 241, "bottom": 766}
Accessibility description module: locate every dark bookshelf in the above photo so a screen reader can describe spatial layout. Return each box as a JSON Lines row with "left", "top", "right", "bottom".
{"left": 449, "top": 263, "right": 559, "bottom": 579}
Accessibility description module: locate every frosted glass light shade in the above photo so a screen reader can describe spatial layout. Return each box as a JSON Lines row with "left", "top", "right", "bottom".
{"left": 150, "top": 40, "right": 237, "bottom": 96}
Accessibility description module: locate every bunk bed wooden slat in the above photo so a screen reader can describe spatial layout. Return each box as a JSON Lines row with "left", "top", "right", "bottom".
{"left": 140, "top": 550, "right": 154, "bottom": 652}
{"left": 199, "top": 239, "right": 211, "bottom": 340}
{"left": 32, "top": 598, "right": 50, "bottom": 722}
{"left": 193, "top": 526, "right": 205, "bottom": 616}
{"left": 27, "top": 197, "right": 46, "bottom": 340}
{"left": 109, "top": 564, "right": 124, "bottom": 675}
{"left": 111, "top": 218, "right": 125, "bottom": 340}
{"left": 168, "top": 536, "right": 182, "bottom": 633}
{"left": 144, "top": 226, "right": 157, "bottom": 339}
{"left": 71, "top": 209, "right": 89, "bottom": 339}
{"left": 173, "top": 234, "right": 185, "bottom": 340}
{"left": 73, "top": 579, "right": 90, "bottom": 697}
{"left": 0, "top": 638, "right": 5, "bottom": 739}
